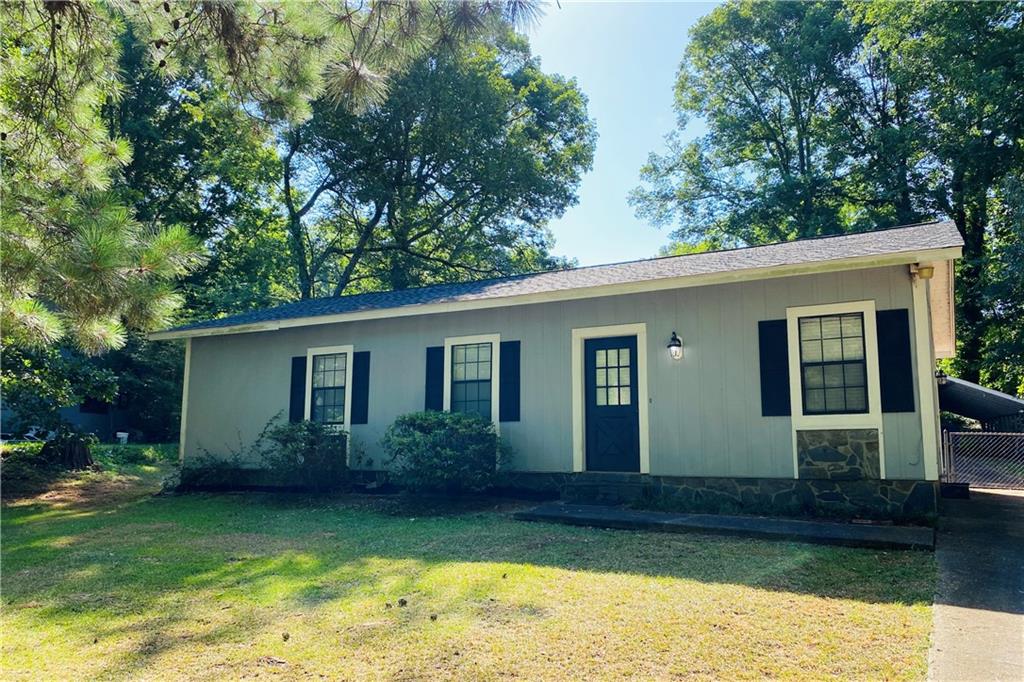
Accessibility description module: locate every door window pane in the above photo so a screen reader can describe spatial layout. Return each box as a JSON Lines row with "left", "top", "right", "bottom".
{"left": 593, "top": 344, "right": 633, "bottom": 408}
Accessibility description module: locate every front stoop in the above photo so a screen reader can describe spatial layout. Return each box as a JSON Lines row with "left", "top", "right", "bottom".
{"left": 562, "top": 472, "right": 650, "bottom": 505}
{"left": 513, "top": 502, "right": 935, "bottom": 550}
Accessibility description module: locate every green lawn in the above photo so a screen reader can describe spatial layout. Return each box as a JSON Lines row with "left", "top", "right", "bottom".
{"left": 1, "top": 461, "right": 935, "bottom": 680}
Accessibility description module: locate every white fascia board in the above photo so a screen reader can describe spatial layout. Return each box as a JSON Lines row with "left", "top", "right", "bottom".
{"left": 149, "top": 246, "right": 963, "bottom": 341}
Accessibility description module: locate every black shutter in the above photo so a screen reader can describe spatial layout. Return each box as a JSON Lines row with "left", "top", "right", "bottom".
{"left": 289, "top": 356, "right": 307, "bottom": 422}
{"left": 424, "top": 346, "right": 444, "bottom": 411}
{"left": 876, "top": 308, "right": 915, "bottom": 412}
{"left": 499, "top": 340, "right": 521, "bottom": 422}
{"left": 350, "top": 351, "right": 371, "bottom": 424}
{"left": 758, "top": 319, "right": 791, "bottom": 417}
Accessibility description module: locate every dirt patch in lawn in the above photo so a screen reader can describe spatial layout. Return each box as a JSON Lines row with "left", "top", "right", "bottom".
{"left": 27, "top": 473, "right": 152, "bottom": 508}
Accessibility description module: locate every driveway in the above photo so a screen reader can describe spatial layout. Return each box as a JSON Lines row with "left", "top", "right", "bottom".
{"left": 929, "top": 489, "right": 1024, "bottom": 681}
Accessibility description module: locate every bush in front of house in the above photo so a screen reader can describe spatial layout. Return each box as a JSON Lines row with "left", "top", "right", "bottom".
{"left": 258, "top": 417, "right": 348, "bottom": 492}
{"left": 177, "top": 415, "right": 348, "bottom": 492}
{"left": 382, "top": 411, "right": 504, "bottom": 494}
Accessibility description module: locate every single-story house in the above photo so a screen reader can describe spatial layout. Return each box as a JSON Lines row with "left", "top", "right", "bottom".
{"left": 153, "top": 220, "right": 964, "bottom": 519}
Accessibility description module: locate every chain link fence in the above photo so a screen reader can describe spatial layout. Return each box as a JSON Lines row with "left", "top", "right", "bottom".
{"left": 942, "top": 431, "right": 1024, "bottom": 490}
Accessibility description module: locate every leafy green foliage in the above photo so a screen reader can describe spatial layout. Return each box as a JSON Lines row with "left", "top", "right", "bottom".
{"left": 103, "top": 30, "right": 295, "bottom": 321}
{"left": 382, "top": 411, "right": 505, "bottom": 493}
{"left": 2, "top": 2, "right": 540, "bottom": 346}
{"left": 633, "top": 1, "right": 866, "bottom": 245}
{"left": 1, "top": 194, "right": 203, "bottom": 354}
{"left": 633, "top": 0, "right": 1024, "bottom": 388}
{"left": 0, "top": 440, "right": 176, "bottom": 498}
{"left": 1, "top": 3, "right": 204, "bottom": 355}
{"left": 281, "top": 35, "right": 595, "bottom": 298}
{"left": 93, "top": 335, "right": 185, "bottom": 442}
{"left": 0, "top": 346, "right": 117, "bottom": 435}
{"left": 2, "top": 2, "right": 549, "bottom": 438}
{"left": 256, "top": 417, "right": 348, "bottom": 492}
{"left": 981, "top": 172, "right": 1024, "bottom": 394}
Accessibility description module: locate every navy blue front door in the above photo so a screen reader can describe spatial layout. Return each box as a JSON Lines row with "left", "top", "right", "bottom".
{"left": 584, "top": 335, "right": 640, "bottom": 472}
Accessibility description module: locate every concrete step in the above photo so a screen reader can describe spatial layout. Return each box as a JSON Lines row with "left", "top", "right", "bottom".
{"left": 513, "top": 502, "right": 935, "bottom": 551}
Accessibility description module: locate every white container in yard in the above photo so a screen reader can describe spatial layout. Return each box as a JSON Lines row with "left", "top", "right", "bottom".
{"left": 115, "top": 432, "right": 129, "bottom": 445}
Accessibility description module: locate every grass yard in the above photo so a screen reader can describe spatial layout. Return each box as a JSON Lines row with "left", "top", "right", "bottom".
{"left": 2, "top": 460, "right": 935, "bottom": 680}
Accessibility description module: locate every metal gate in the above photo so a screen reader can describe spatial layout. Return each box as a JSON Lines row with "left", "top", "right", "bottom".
{"left": 942, "top": 431, "right": 1024, "bottom": 489}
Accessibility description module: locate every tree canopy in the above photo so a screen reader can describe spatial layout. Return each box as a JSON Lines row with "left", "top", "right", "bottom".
{"left": 632, "top": 0, "right": 1024, "bottom": 393}
{"left": 1, "top": 0, "right": 540, "bottom": 355}
{"left": 1, "top": 0, "right": 553, "bottom": 436}
{"left": 281, "top": 35, "right": 595, "bottom": 298}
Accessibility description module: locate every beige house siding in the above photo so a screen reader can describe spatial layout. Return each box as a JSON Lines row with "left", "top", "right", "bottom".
{"left": 183, "top": 264, "right": 929, "bottom": 480}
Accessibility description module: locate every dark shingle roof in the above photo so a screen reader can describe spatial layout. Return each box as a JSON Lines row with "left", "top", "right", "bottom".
{"left": 161, "top": 220, "right": 962, "bottom": 336}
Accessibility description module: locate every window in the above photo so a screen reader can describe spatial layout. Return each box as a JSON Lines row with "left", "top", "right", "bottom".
{"left": 450, "top": 342, "right": 493, "bottom": 419}
{"left": 311, "top": 353, "right": 347, "bottom": 425}
{"left": 594, "top": 347, "right": 632, "bottom": 406}
{"left": 798, "top": 313, "right": 867, "bottom": 414}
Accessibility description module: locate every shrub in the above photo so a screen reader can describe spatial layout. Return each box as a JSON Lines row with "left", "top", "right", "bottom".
{"left": 93, "top": 443, "right": 178, "bottom": 466}
{"left": 257, "top": 417, "right": 348, "bottom": 491}
{"left": 382, "top": 411, "right": 504, "bottom": 494}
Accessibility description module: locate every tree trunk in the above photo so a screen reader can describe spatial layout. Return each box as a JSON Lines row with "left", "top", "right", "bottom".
{"left": 41, "top": 437, "right": 94, "bottom": 470}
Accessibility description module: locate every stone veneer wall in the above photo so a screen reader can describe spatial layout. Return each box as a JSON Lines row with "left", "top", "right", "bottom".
{"left": 499, "top": 472, "right": 938, "bottom": 523}
{"left": 797, "top": 429, "right": 881, "bottom": 480}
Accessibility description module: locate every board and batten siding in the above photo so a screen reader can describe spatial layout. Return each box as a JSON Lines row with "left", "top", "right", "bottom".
{"left": 183, "top": 264, "right": 928, "bottom": 480}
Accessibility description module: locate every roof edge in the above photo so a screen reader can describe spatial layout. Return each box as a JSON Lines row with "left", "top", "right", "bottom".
{"left": 151, "top": 244, "right": 962, "bottom": 341}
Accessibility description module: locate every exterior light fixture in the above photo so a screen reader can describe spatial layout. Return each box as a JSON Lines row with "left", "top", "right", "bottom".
{"left": 935, "top": 369, "right": 948, "bottom": 386}
{"left": 667, "top": 331, "right": 683, "bottom": 360}
{"left": 910, "top": 263, "right": 935, "bottom": 280}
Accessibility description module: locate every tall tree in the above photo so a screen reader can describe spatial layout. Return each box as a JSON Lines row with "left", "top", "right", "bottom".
{"left": 855, "top": 0, "right": 1024, "bottom": 383}
{"left": 2, "top": 0, "right": 540, "bottom": 355}
{"left": 632, "top": 0, "right": 1024, "bottom": 387}
{"left": 103, "top": 30, "right": 292, "bottom": 319}
{"left": 2, "top": 1, "right": 203, "bottom": 354}
{"left": 2, "top": 1, "right": 538, "bottom": 436}
{"left": 631, "top": 1, "right": 863, "bottom": 245}
{"left": 280, "top": 36, "right": 595, "bottom": 298}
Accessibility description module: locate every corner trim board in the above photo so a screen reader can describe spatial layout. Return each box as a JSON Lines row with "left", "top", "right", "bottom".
{"left": 178, "top": 338, "right": 191, "bottom": 464}
{"left": 571, "top": 323, "right": 650, "bottom": 474}
{"left": 913, "top": 279, "right": 941, "bottom": 480}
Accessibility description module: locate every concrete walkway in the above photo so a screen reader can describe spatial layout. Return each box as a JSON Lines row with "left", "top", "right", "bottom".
{"left": 929, "top": 489, "right": 1024, "bottom": 681}
{"left": 513, "top": 502, "right": 935, "bottom": 550}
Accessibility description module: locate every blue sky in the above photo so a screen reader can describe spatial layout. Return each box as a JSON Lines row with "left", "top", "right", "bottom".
{"left": 526, "top": 1, "right": 717, "bottom": 265}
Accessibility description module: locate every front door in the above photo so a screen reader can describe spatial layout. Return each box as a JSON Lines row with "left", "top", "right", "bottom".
{"left": 584, "top": 335, "right": 640, "bottom": 472}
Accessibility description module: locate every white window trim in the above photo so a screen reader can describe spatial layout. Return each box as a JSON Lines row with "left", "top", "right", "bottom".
{"left": 786, "top": 300, "right": 885, "bottom": 479}
{"left": 304, "top": 345, "right": 355, "bottom": 432}
{"left": 443, "top": 333, "right": 501, "bottom": 429}
{"left": 571, "top": 323, "right": 650, "bottom": 474}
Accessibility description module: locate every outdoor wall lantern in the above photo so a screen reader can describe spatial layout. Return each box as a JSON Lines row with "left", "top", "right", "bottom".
{"left": 935, "top": 369, "right": 948, "bottom": 386}
{"left": 667, "top": 331, "right": 684, "bottom": 360}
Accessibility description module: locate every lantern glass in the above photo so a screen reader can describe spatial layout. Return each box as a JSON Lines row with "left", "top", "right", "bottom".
{"left": 667, "top": 332, "right": 683, "bottom": 360}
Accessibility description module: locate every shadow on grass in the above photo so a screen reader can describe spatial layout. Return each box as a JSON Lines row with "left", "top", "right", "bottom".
{"left": 2, "top": 485, "right": 936, "bottom": 677}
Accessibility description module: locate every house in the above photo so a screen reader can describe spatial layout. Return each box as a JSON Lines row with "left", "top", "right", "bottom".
{"left": 153, "top": 221, "right": 964, "bottom": 519}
